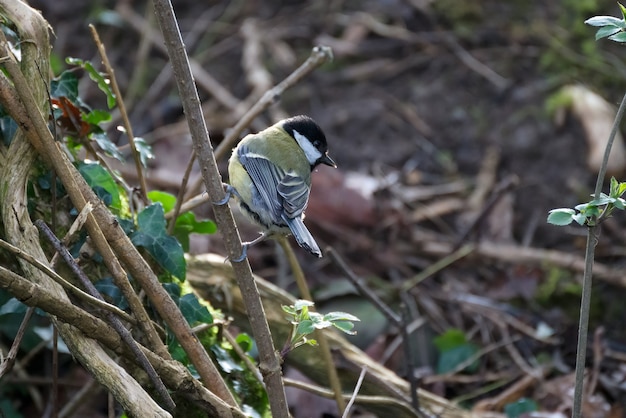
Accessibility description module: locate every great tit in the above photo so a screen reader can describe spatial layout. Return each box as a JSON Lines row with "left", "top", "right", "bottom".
{"left": 226, "top": 115, "right": 336, "bottom": 258}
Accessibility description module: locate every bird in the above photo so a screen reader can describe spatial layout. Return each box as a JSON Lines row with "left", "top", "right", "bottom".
{"left": 224, "top": 115, "right": 336, "bottom": 259}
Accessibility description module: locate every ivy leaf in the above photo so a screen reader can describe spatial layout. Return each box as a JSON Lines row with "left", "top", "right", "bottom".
{"left": 504, "top": 398, "right": 538, "bottom": 418}
{"left": 90, "top": 132, "right": 124, "bottom": 162}
{"left": 50, "top": 70, "right": 79, "bottom": 103}
{"left": 130, "top": 203, "right": 186, "bottom": 280}
{"left": 179, "top": 293, "right": 213, "bottom": 325}
{"left": 66, "top": 57, "right": 116, "bottom": 108}
{"left": 78, "top": 162, "right": 122, "bottom": 212}
{"left": 94, "top": 277, "right": 128, "bottom": 310}
{"left": 133, "top": 137, "right": 154, "bottom": 167}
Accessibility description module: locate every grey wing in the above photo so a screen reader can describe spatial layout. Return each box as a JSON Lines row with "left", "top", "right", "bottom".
{"left": 277, "top": 173, "right": 309, "bottom": 219}
{"left": 238, "top": 144, "right": 309, "bottom": 221}
{"left": 238, "top": 144, "right": 284, "bottom": 222}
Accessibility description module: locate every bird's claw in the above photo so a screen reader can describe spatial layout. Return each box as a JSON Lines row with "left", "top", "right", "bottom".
{"left": 214, "top": 184, "right": 236, "bottom": 205}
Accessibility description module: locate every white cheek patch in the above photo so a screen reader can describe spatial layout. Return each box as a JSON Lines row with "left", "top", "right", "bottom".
{"left": 293, "top": 129, "right": 322, "bottom": 165}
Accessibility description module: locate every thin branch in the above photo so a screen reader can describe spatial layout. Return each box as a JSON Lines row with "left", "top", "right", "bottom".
{"left": 0, "top": 237, "right": 135, "bottom": 324}
{"left": 187, "top": 45, "right": 333, "bottom": 199}
{"left": 150, "top": 0, "right": 286, "bottom": 414}
{"left": 342, "top": 367, "right": 367, "bottom": 418}
{"left": 0, "top": 307, "right": 34, "bottom": 378}
{"left": 35, "top": 220, "right": 175, "bottom": 412}
{"left": 89, "top": 24, "right": 148, "bottom": 203}
{"left": 572, "top": 91, "right": 626, "bottom": 418}
{"left": 328, "top": 247, "right": 420, "bottom": 412}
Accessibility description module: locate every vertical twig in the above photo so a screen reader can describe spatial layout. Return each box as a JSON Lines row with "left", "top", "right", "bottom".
{"left": 150, "top": 0, "right": 289, "bottom": 415}
{"left": 277, "top": 236, "right": 346, "bottom": 415}
{"left": 89, "top": 24, "right": 149, "bottom": 203}
{"left": 572, "top": 91, "right": 626, "bottom": 418}
{"left": 328, "top": 247, "right": 421, "bottom": 412}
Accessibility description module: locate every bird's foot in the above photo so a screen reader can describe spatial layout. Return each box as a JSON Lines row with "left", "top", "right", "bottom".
{"left": 214, "top": 184, "right": 237, "bottom": 205}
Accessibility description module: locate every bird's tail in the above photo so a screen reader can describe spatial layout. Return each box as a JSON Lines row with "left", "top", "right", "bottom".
{"left": 284, "top": 217, "right": 322, "bottom": 257}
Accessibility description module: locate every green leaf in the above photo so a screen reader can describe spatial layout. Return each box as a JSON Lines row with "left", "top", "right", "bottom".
{"left": 179, "top": 293, "right": 213, "bottom": 325}
{"left": 609, "top": 31, "right": 626, "bottom": 42}
{"left": 547, "top": 208, "right": 575, "bottom": 226}
{"left": 614, "top": 198, "right": 626, "bottom": 210}
{"left": 130, "top": 203, "right": 186, "bottom": 280}
{"left": 90, "top": 132, "right": 124, "bottom": 161}
{"left": 584, "top": 15, "right": 626, "bottom": 28}
{"left": 281, "top": 305, "right": 297, "bottom": 316}
{"left": 78, "top": 162, "right": 122, "bottom": 211}
{"left": 66, "top": 57, "right": 116, "bottom": 108}
{"left": 95, "top": 277, "right": 128, "bottom": 310}
{"left": 50, "top": 70, "right": 79, "bottom": 102}
{"left": 0, "top": 298, "right": 27, "bottom": 316}
{"left": 294, "top": 299, "right": 315, "bottom": 311}
{"left": 332, "top": 321, "right": 357, "bottom": 335}
{"left": 82, "top": 109, "right": 111, "bottom": 125}
{"left": 433, "top": 328, "right": 467, "bottom": 351}
{"left": 0, "top": 113, "right": 18, "bottom": 146}
{"left": 572, "top": 213, "right": 588, "bottom": 226}
{"left": 236, "top": 333, "right": 254, "bottom": 353}
{"left": 296, "top": 319, "right": 315, "bottom": 336}
{"left": 436, "top": 344, "right": 479, "bottom": 374}
{"left": 595, "top": 25, "right": 622, "bottom": 40}
{"left": 504, "top": 398, "right": 538, "bottom": 418}
{"left": 148, "top": 190, "right": 177, "bottom": 212}
{"left": 323, "top": 311, "right": 360, "bottom": 322}
{"left": 620, "top": 2, "right": 626, "bottom": 21}
{"left": 134, "top": 137, "right": 154, "bottom": 167}
{"left": 173, "top": 211, "right": 218, "bottom": 252}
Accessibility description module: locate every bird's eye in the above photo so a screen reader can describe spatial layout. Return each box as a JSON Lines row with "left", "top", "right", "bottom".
{"left": 313, "top": 140, "right": 321, "bottom": 148}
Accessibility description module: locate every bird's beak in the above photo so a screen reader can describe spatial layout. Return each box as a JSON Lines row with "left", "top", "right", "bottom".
{"left": 320, "top": 153, "right": 337, "bottom": 168}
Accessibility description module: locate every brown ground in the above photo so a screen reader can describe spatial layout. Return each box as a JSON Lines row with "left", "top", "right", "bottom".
{"left": 14, "top": 0, "right": 626, "bottom": 416}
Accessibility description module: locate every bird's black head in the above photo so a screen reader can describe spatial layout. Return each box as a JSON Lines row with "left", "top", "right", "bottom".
{"left": 282, "top": 115, "right": 336, "bottom": 168}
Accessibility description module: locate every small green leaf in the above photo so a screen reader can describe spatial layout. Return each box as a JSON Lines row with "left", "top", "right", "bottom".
{"left": 79, "top": 162, "right": 122, "bottom": 211}
{"left": 148, "top": 190, "right": 177, "bottom": 212}
{"left": 82, "top": 109, "right": 111, "bottom": 125}
{"left": 90, "top": 132, "right": 124, "bottom": 161}
{"left": 282, "top": 305, "right": 297, "bottom": 316}
{"left": 572, "top": 213, "right": 588, "bottom": 226}
{"left": 50, "top": 70, "right": 79, "bottom": 102}
{"left": 609, "top": 31, "right": 626, "bottom": 42}
{"left": 595, "top": 25, "right": 622, "bottom": 40}
{"left": 504, "top": 398, "right": 538, "bottom": 418}
{"left": 620, "top": 2, "right": 626, "bottom": 21}
{"left": 436, "top": 344, "right": 479, "bottom": 374}
{"left": 66, "top": 57, "right": 116, "bottom": 108}
{"left": 547, "top": 208, "right": 575, "bottom": 226}
{"left": 614, "top": 198, "right": 626, "bottom": 210}
{"left": 134, "top": 137, "right": 154, "bottom": 167}
{"left": 130, "top": 203, "right": 186, "bottom": 280}
{"left": 294, "top": 299, "right": 315, "bottom": 311}
{"left": 433, "top": 328, "right": 467, "bottom": 351}
{"left": 179, "top": 293, "right": 213, "bottom": 325}
{"left": 296, "top": 319, "right": 315, "bottom": 336}
{"left": 0, "top": 298, "right": 27, "bottom": 316}
{"left": 333, "top": 321, "right": 357, "bottom": 335}
{"left": 323, "top": 311, "right": 360, "bottom": 322}
{"left": 584, "top": 15, "right": 626, "bottom": 28}
{"left": 235, "top": 333, "right": 253, "bottom": 353}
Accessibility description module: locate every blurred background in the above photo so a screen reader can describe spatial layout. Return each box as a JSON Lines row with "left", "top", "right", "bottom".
{"left": 13, "top": 0, "right": 626, "bottom": 416}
